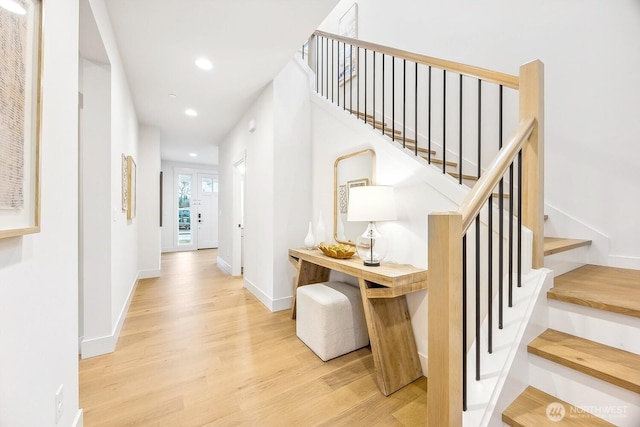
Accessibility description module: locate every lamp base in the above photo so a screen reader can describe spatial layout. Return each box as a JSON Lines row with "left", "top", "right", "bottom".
{"left": 363, "top": 260, "right": 380, "bottom": 267}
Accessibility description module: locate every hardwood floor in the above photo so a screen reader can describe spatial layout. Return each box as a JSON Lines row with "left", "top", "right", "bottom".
{"left": 79, "top": 250, "right": 427, "bottom": 426}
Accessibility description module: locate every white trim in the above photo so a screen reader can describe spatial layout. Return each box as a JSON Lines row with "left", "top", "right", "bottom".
{"left": 138, "top": 269, "right": 160, "bottom": 279}
{"left": 81, "top": 277, "right": 139, "bottom": 358}
{"left": 217, "top": 256, "right": 232, "bottom": 275}
{"left": 72, "top": 409, "right": 84, "bottom": 427}
{"left": 418, "top": 351, "right": 427, "bottom": 377}
{"left": 243, "top": 278, "right": 292, "bottom": 312}
{"left": 608, "top": 254, "right": 640, "bottom": 270}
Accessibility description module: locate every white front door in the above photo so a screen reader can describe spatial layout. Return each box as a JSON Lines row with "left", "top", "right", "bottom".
{"left": 196, "top": 173, "right": 218, "bottom": 249}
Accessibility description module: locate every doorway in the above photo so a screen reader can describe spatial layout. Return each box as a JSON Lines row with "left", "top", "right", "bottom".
{"left": 175, "top": 169, "right": 218, "bottom": 251}
{"left": 232, "top": 156, "right": 246, "bottom": 276}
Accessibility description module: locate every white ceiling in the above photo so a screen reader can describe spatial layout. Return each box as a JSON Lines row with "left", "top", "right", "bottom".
{"left": 80, "top": 0, "right": 338, "bottom": 165}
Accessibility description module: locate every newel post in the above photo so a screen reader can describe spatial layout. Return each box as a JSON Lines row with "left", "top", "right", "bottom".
{"left": 307, "top": 34, "right": 317, "bottom": 73}
{"left": 519, "top": 60, "right": 545, "bottom": 268}
{"left": 427, "top": 212, "right": 463, "bottom": 427}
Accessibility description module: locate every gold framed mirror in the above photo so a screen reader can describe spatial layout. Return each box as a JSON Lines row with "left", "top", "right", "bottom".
{"left": 333, "top": 149, "right": 376, "bottom": 244}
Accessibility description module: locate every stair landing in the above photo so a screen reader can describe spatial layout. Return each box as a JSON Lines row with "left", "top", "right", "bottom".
{"left": 548, "top": 264, "right": 640, "bottom": 318}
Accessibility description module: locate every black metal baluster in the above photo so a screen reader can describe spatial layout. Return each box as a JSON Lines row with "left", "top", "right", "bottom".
{"left": 331, "top": 40, "right": 334, "bottom": 103}
{"left": 428, "top": 66, "right": 432, "bottom": 163}
{"left": 459, "top": 75, "right": 463, "bottom": 184}
{"left": 382, "top": 54, "right": 385, "bottom": 135}
{"left": 342, "top": 42, "right": 347, "bottom": 110}
{"left": 475, "top": 216, "right": 481, "bottom": 381}
{"left": 498, "top": 85, "right": 504, "bottom": 329}
{"left": 357, "top": 47, "right": 360, "bottom": 119}
{"left": 518, "top": 150, "right": 522, "bottom": 287}
{"left": 462, "top": 234, "right": 468, "bottom": 411}
{"left": 392, "top": 56, "right": 396, "bottom": 141}
{"left": 403, "top": 59, "right": 406, "bottom": 149}
{"left": 325, "top": 38, "right": 328, "bottom": 99}
{"left": 443, "top": 70, "right": 447, "bottom": 173}
{"left": 364, "top": 49, "right": 368, "bottom": 124}
{"left": 478, "top": 80, "right": 482, "bottom": 180}
{"left": 350, "top": 45, "right": 353, "bottom": 114}
{"left": 488, "top": 195, "right": 493, "bottom": 354}
{"left": 373, "top": 52, "right": 376, "bottom": 129}
{"left": 415, "top": 62, "right": 418, "bottom": 157}
{"left": 509, "top": 161, "right": 514, "bottom": 308}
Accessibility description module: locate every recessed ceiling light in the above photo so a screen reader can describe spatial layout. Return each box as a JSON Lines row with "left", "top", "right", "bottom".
{"left": 0, "top": 0, "right": 26, "bottom": 14}
{"left": 189, "top": 153, "right": 198, "bottom": 158}
{"left": 195, "top": 57, "right": 213, "bottom": 71}
{"left": 185, "top": 108, "right": 198, "bottom": 117}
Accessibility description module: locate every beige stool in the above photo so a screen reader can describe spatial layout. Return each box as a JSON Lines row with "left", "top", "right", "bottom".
{"left": 296, "top": 281, "right": 369, "bottom": 361}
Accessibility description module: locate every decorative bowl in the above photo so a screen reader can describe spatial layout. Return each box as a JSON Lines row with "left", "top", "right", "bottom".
{"left": 317, "top": 242, "right": 356, "bottom": 259}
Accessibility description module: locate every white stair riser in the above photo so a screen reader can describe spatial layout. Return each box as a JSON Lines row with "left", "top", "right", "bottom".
{"left": 529, "top": 355, "right": 640, "bottom": 427}
{"left": 548, "top": 299, "right": 640, "bottom": 355}
{"left": 543, "top": 245, "right": 589, "bottom": 277}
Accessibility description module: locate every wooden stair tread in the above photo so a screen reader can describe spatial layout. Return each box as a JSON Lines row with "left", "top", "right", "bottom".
{"left": 543, "top": 237, "right": 591, "bottom": 256}
{"left": 419, "top": 156, "right": 457, "bottom": 167}
{"left": 447, "top": 171, "right": 478, "bottom": 181}
{"left": 548, "top": 264, "right": 640, "bottom": 318}
{"left": 528, "top": 329, "right": 640, "bottom": 394}
{"left": 502, "top": 386, "right": 615, "bottom": 426}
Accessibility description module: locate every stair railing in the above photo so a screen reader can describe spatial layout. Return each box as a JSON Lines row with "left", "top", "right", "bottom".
{"left": 304, "top": 31, "right": 543, "bottom": 426}
{"left": 427, "top": 60, "right": 543, "bottom": 426}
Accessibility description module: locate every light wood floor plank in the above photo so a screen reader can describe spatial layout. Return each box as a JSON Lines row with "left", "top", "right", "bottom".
{"left": 79, "top": 249, "right": 427, "bottom": 426}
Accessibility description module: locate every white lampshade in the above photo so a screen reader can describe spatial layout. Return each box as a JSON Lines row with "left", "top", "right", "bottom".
{"left": 347, "top": 186, "right": 397, "bottom": 222}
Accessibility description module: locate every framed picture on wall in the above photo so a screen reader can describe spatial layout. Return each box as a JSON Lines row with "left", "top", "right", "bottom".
{"left": 127, "top": 156, "right": 136, "bottom": 220}
{"left": 346, "top": 177, "right": 368, "bottom": 211}
{"left": 121, "top": 153, "right": 128, "bottom": 212}
{"left": 0, "top": 0, "right": 44, "bottom": 239}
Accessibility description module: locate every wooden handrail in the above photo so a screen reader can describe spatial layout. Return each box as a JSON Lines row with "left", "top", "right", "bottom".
{"left": 459, "top": 118, "right": 535, "bottom": 233}
{"left": 313, "top": 30, "right": 519, "bottom": 89}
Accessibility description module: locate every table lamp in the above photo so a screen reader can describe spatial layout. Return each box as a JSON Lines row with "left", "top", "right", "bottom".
{"left": 347, "top": 185, "right": 397, "bottom": 266}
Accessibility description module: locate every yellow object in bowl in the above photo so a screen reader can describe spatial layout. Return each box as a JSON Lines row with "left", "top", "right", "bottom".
{"left": 317, "top": 242, "right": 356, "bottom": 259}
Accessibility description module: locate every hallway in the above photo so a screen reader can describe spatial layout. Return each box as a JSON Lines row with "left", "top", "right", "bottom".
{"left": 79, "top": 250, "right": 427, "bottom": 426}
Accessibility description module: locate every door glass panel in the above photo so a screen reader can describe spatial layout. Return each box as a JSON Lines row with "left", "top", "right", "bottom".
{"left": 201, "top": 177, "right": 213, "bottom": 193}
{"left": 177, "top": 174, "right": 192, "bottom": 245}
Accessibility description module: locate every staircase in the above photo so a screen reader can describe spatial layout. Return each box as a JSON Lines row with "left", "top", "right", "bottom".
{"left": 502, "top": 264, "right": 640, "bottom": 426}
{"left": 345, "top": 98, "right": 640, "bottom": 425}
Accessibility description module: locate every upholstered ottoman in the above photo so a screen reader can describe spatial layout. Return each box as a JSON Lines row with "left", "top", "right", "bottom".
{"left": 296, "top": 281, "right": 369, "bottom": 361}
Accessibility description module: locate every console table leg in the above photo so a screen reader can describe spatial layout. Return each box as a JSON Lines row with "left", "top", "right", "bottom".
{"left": 290, "top": 257, "right": 331, "bottom": 319}
{"left": 358, "top": 278, "right": 423, "bottom": 396}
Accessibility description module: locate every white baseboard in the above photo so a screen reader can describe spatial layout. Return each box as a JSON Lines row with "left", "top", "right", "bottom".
{"left": 217, "top": 256, "right": 232, "bottom": 275}
{"left": 243, "top": 278, "right": 292, "bottom": 312}
{"left": 138, "top": 269, "right": 160, "bottom": 279}
{"left": 72, "top": 409, "right": 84, "bottom": 427}
{"left": 608, "top": 254, "right": 640, "bottom": 270}
{"left": 81, "top": 276, "right": 139, "bottom": 359}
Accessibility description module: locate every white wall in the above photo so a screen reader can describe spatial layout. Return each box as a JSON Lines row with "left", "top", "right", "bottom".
{"left": 160, "top": 160, "right": 217, "bottom": 252}
{"left": 321, "top": 0, "right": 640, "bottom": 268}
{"left": 311, "top": 94, "right": 465, "bottom": 374}
{"left": 218, "top": 59, "right": 313, "bottom": 311}
{"left": 79, "top": 0, "right": 142, "bottom": 358}
{"left": 0, "top": 0, "right": 82, "bottom": 425}
{"left": 80, "top": 58, "right": 112, "bottom": 347}
{"left": 138, "top": 125, "right": 161, "bottom": 278}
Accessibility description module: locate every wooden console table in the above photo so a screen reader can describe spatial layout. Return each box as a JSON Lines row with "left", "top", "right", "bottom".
{"left": 289, "top": 248, "right": 428, "bottom": 396}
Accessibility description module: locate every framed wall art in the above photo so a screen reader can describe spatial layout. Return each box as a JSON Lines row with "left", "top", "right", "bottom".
{"left": 0, "top": 0, "right": 44, "bottom": 239}
{"left": 121, "top": 153, "right": 128, "bottom": 212}
{"left": 126, "top": 156, "right": 136, "bottom": 220}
